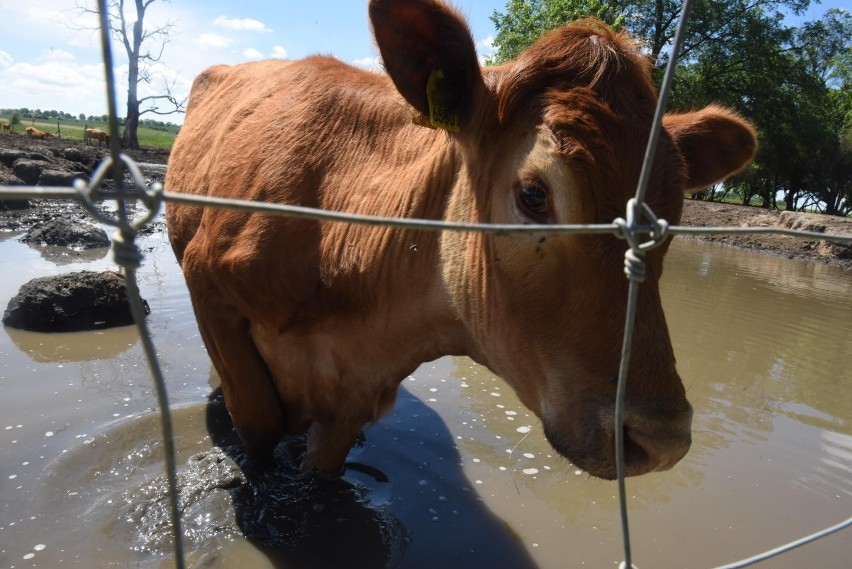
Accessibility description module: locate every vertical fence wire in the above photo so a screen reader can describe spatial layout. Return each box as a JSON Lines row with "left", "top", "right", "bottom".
{"left": 613, "top": 1, "right": 695, "bottom": 567}
{"left": 94, "top": 1, "right": 186, "bottom": 567}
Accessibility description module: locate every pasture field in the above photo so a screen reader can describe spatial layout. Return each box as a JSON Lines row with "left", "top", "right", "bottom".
{"left": 0, "top": 117, "right": 177, "bottom": 149}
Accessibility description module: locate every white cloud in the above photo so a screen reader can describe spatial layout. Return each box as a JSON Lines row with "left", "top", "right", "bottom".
{"left": 351, "top": 56, "right": 383, "bottom": 72}
{"left": 0, "top": 50, "right": 13, "bottom": 67}
{"left": 0, "top": 59, "right": 108, "bottom": 116}
{"left": 476, "top": 35, "right": 496, "bottom": 64}
{"left": 270, "top": 45, "right": 288, "bottom": 59}
{"left": 243, "top": 48, "right": 264, "bottom": 60}
{"left": 196, "top": 33, "right": 233, "bottom": 49}
{"left": 10, "top": 61, "right": 94, "bottom": 87}
{"left": 214, "top": 16, "right": 271, "bottom": 32}
{"left": 44, "top": 49, "right": 74, "bottom": 62}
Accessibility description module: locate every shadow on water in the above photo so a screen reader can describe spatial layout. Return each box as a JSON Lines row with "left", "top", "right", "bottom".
{"left": 203, "top": 386, "right": 538, "bottom": 569}
{"left": 203, "top": 390, "right": 401, "bottom": 569}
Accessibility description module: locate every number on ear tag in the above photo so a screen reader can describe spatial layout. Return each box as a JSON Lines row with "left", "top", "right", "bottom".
{"left": 426, "top": 69, "right": 460, "bottom": 132}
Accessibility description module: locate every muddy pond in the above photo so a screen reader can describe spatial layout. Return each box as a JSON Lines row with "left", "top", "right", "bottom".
{"left": 0, "top": 212, "right": 850, "bottom": 568}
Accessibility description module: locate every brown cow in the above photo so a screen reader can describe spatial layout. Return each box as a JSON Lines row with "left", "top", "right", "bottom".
{"left": 25, "top": 126, "right": 51, "bottom": 140}
{"left": 1, "top": 121, "right": 11, "bottom": 133}
{"left": 166, "top": 0, "right": 756, "bottom": 479}
{"left": 84, "top": 128, "right": 110, "bottom": 147}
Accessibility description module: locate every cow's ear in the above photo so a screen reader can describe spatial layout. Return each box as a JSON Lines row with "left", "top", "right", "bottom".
{"left": 663, "top": 106, "right": 758, "bottom": 192}
{"left": 370, "top": 0, "right": 484, "bottom": 132}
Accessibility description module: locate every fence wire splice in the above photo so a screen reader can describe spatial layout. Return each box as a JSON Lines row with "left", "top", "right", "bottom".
{"left": 611, "top": 0, "right": 695, "bottom": 566}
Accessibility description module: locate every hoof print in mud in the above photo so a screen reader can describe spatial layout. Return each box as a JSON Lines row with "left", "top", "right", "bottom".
{"left": 2, "top": 270, "right": 149, "bottom": 332}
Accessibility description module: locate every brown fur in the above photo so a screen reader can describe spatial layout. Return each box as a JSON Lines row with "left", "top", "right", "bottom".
{"left": 84, "top": 128, "right": 110, "bottom": 147}
{"left": 25, "top": 126, "right": 51, "bottom": 140}
{"left": 166, "top": 0, "right": 757, "bottom": 478}
{"left": 0, "top": 122, "right": 11, "bottom": 133}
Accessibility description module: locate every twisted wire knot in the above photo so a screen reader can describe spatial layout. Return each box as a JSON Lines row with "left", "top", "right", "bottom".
{"left": 613, "top": 198, "right": 670, "bottom": 283}
{"left": 73, "top": 153, "right": 164, "bottom": 272}
{"left": 111, "top": 228, "right": 143, "bottom": 271}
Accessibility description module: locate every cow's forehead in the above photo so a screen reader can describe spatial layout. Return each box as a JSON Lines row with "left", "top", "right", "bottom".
{"left": 494, "top": 23, "right": 657, "bottom": 123}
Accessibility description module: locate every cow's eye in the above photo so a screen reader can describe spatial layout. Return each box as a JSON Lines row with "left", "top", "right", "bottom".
{"left": 518, "top": 184, "right": 549, "bottom": 221}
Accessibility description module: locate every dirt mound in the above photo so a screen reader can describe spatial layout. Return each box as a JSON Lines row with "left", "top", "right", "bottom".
{"left": 678, "top": 201, "right": 851, "bottom": 269}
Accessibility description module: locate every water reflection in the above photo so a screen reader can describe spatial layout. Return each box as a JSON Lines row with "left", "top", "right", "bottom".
{"left": 30, "top": 386, "right": 538, "bottom": 569}
{"left": 5, "top": 325, "right": 139, "bottom": 362}
{"left": 23, "top": 242, "right": 109, "bottom": 265}
{"left": 665, "top": 239, "right": 852, "bottom": 447}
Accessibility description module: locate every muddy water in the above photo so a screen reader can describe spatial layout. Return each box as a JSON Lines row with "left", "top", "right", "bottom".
{"left": 0, "top": 223, "right": 850, "bottom": 569}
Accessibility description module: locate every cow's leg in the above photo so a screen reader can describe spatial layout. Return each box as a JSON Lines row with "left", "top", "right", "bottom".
{"left": 303, "top": 420, "right": 364, "bottom": 475}
{"left": 193, "top": 306, "right": 287, "bottom": 466}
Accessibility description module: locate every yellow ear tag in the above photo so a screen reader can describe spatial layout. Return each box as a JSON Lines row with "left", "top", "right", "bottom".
{"left": 426, "top": 69, "right": 460, "bottom": 132}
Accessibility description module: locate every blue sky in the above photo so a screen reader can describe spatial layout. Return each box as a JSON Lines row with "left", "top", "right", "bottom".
{"left": 0, "top": 0, "right": 503, "bottom": 121}
{"left": 0, "top": 1, "right": 847, "bottom": 122}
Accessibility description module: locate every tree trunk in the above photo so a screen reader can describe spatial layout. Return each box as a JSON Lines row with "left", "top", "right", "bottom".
{"left": 123, "top": 108, "right": 139, "bottom": 149}
{"left": 121, "top": 1, "right": 144, "bottom": 150}
{"left": 784, "top": 189, "right": 797, "bottom": 212}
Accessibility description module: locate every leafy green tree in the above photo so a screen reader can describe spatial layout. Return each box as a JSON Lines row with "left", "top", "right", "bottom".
{"left": 487, "top": 0, "right": 624, "bottom": 64}
{"left": 488, "top": 0, "right": 812, "bottom": 68}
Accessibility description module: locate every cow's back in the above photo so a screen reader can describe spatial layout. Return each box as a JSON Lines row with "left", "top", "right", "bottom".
{"left": 165, "top": 57, "right": 407, "bottom": 262}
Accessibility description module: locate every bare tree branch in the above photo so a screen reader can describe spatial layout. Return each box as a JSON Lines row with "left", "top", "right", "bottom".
{"left": 72, "top": 0, "right": 180, "bottom": 149}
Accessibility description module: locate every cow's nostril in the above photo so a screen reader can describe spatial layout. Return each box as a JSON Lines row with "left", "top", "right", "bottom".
{"left": 619, "top": 408, "right": 693, "bottom": 476}
{"left": 622, "top": 426, "right": 652, "bottom": 473}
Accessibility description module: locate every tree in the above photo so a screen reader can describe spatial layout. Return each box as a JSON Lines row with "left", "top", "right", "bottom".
{"left": 489, "top": 0, "right": 851, "bottom": 215}
{"left": 488, "top": 0, "right": 812, "bottom": 68}
{"left": 487, "top": 0, "right": 624, "bottom": 64}
{"left": 75, "top": 0, "right": 185, "bottom": 149}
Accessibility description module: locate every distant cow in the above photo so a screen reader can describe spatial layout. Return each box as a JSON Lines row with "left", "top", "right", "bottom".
{"left": 166, "top": 0, "right": 756, "bottom": 478}
{"left": 25, "top": 126, "right": 51, "bottom": 140}
{"left": 1, "top": 122, "right": 11, "bottom": 133}
{"left": 84, "top": 128, "right": 110, "bottom": 147}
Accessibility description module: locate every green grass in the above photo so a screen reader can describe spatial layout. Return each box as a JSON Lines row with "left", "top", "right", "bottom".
{"left": 3, "top": 118, "right": 177, "bottom": 149}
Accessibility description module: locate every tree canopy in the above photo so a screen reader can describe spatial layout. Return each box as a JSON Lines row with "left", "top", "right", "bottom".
{"left": 488, "top": 0, "right": 852, "bottom": 215}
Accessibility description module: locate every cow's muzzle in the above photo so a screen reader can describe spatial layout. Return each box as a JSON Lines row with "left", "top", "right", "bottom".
{"left": 543, "top": 401, "right": 693, "bottom": 480}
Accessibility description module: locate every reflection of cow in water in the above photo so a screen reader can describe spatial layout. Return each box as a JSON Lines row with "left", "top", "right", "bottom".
{"left": 84, "top": 128, "right": 110, "bottom": 147}
{"left": 166, "top": 0, "right": 757, "bottom": 479}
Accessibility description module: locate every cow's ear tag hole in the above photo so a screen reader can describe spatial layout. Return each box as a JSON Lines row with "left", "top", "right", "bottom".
{"left": 426, "top": 69, "right": 460, "bottom": 132}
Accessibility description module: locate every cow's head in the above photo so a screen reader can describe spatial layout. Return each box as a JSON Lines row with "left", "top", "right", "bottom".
{"left": 370, "top": 0, "right": 756, "bottom": 479}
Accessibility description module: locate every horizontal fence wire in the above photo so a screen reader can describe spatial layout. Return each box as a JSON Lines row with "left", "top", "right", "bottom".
{"left": 1, "top": 185, "right": 850, "bottom": 243}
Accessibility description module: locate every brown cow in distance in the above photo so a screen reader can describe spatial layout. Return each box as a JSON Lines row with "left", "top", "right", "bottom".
{"left": 25, "top": 126, "right": 51, "bottom": 140}
{"left": 84, "top": 128, "right": 110, "bottom": 147}
{"left": 166, "top": 0, "right": 757, "bottom": 479}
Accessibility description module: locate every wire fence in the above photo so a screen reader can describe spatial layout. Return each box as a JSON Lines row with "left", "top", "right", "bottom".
{"left": 1, "top": 0, "right": 851, "bottom": 568}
